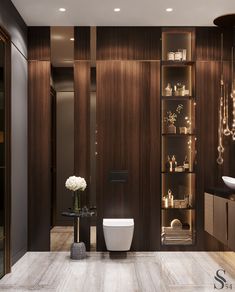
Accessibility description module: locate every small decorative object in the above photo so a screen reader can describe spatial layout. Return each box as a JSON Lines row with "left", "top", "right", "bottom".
{"left": 171, "top": 155, "right": 177, "bottom": 172}
{"left": 164, "top": 104, "right": 184, "bottom": 134}
{"left": 164, "top": 189, "right": 174, "bottom": 208}
{"left": 170, "top": 219, "right": 182, "bottom": 229}
{"left": 174, "top": 51, "right": 182, "bottom": 61}
{"left": 165, "top": 83, "right": 173, "bottom": 96}
{"left": 182, "top": 49, "right": 187, "bottom": 61}
{"left": 167, "top": 52, "right": 175, "bottom": 61}
{"left": 175, "top": 166, "right": 184, "bottom": 172}
{"left": 65, "top": 175, "right": 87, "bottom": 212}
{"left": 168, "top": 123, "right": 176, "bottom": 134}
{"left": 179, "top": 127, "right": 188, "bottom": 134}
{"left": 174, "top": 83, "right": 185, "bottom": 96}
{"left": 165, "top": 155, "right": 171, "bottom": 172}
{"left": 183, "top": 156, "right": 190, "bottom": 172}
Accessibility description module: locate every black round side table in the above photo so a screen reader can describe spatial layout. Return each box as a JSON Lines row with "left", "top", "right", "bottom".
{"left": 62, "top": 208, "right": 95, "bottom": 259}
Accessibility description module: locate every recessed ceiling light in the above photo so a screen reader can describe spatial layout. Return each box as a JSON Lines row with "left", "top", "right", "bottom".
{"left": 59, "top": 7, "right": 66, "bottom": 12}
{"left": 114, "top": 8, "right": 121, "bottom": 12}
{"left": 70, "top": 38, "right": 74, "bottom": 41}
{"left": 166, "top": 8, "right": 173, "bottom": 12}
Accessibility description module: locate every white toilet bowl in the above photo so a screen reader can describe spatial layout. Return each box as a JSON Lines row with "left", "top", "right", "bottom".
{"left": 103, "top": 218, "right": 134, "bottom": 251}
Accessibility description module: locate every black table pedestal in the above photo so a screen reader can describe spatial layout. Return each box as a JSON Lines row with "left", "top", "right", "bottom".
{"left": 62, "top": 209, "right": 94, "bottom": 260}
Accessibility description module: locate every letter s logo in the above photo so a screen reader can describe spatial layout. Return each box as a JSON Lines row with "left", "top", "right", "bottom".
{"left": 214, "top": 269, "right": 226, "bottom": 290}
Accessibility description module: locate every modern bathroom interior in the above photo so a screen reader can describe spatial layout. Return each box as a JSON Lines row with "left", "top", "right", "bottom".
{"left": 0, "top": 0, "right": 235, "bottom": 291}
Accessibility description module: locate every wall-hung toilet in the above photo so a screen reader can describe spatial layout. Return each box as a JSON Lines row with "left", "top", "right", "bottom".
{"left": 103, "top": 218, "right": 134, "bottom": 251}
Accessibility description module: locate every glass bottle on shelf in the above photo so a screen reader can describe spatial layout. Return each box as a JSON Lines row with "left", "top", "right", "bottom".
{"left": 165, "top": 155, "right": 171, "bottom": 172}
{"left": 183, "top": 156, "right": 189, "bottom": 172}
{"left": 172, "top": 155, "right": 177, "bottom": 172}
{"left": 168, "top": 189, "right": 174, "bottom": 208}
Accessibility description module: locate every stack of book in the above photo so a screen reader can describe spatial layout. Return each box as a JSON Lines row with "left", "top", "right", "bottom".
{"left": 162, "top": 226, "right": 192, "bottom": 245}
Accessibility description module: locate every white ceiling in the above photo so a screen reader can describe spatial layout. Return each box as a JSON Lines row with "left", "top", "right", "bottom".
{"left": 11, "top": 0, "right": 235, "bottom": 26}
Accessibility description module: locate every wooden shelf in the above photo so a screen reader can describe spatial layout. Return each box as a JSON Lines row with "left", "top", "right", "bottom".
{"left": 161, "top": 60, "right": 195, "bottom": 66}
{"left": 162, "top": 133, "right": 196, "bottom": 137}
{"left": 161, "top": 95, "right": 195, "bottom": 100}
{"left": 161, "top": 171, "right": 195, "bottom": 174}
{"left": 161, "top": 207, "right": 195, "bottom": 210}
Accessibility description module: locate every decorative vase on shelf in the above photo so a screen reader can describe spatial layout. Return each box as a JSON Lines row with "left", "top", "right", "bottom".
{"left": 167, "top": 123, "right": 176, "bottom": 134}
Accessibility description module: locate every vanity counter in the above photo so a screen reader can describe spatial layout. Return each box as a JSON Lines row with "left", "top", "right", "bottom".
{"left": 205, "top": 187, "right": 235, "bottom": 201}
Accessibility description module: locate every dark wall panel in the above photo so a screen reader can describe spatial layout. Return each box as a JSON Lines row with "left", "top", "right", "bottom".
{"left": 96, "top": 61, "right": 160, "bottom": 251}
{"left": 28, "top": 60, "right": 51, "bottom": 251}
{"left": 97, "top": 27, "right": 161, "bottom": 60}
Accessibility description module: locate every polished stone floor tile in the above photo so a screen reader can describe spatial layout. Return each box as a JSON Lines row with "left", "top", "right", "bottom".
{"left": 0, "top": 252, "right": 234, "bottom": 291}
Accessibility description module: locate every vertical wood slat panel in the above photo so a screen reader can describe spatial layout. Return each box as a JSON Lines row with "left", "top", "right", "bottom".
{"left": 97, "top": 27, "right": 161, "bottom": 60}
{"left": 28, "top": 60, "right": 51, "bottom": 251}
{"left": 74, "top": 61, "right": 90, "bottom": 206}
{"left": 28, "top": 27, "right": 50, "bottom": 60}
{"left": 74, "top": 27, "right": 90, "bottom": 60}
{"left": 196, "top": 27, "right": 232, "bottom": 61}
{"left": 196, "top": 61, "right": 220, "bottom": 250}
{"left": 96, "top": 61, "right": 160, "bottom": 251}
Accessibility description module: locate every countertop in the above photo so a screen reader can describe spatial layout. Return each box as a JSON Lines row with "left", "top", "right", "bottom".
{"left": 205, "top": 187, "right": 235, "bottom": 201}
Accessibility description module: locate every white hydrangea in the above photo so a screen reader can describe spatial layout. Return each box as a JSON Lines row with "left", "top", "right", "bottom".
{"left": 65, "top": 176, "right": 87, "bottom": 192}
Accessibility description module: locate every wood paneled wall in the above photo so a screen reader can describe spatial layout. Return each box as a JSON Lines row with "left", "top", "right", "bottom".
{"left": 97, "top": 27, "right": 161, "bottom": 60}
{"left": 96, "top": 61, "right": 160, "bottom": 251}
{"left": 28, "top": 27, "right": 51, "bottom": 251}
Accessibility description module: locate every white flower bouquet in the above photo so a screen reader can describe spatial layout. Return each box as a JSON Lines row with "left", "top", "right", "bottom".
{"left": 65, "top": 176, "right": 87, "bottom": 212}
{"left": 65, "top": 176, "right": 87, "bottom": 192}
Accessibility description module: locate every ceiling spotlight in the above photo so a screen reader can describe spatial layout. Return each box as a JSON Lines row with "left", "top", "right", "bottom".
{"left": 114, "top": 8, "right": 121, "bottom": 12}
{"left": 70, "top": 38, "right": 74, "bottom": 41}
{"left": 166, "top": 8, "right": 173, "bottom": 12}
{"left": 59, "top": 8, "right": 66, "bottom": 12}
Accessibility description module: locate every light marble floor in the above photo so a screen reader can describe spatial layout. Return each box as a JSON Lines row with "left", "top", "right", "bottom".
{"left": 51, "top": 226, "right": 96, "bottom": 251}
{"left": 0, "top": 252, "right": 235, "bottom": 291}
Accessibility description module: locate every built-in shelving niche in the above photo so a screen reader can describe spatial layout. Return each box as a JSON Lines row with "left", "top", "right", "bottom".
{"left": 161, "top": 28, "right": 196, "bottom": 248}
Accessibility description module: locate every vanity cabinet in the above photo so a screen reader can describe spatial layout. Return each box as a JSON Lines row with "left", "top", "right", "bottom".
{"left": 204, "top": 192, "right": 235, "bottom": 251}
{"left": 204, "top": 193, "right": 214, "bottom": 236}
{"left": 213, "top": 196, "right": 228, "bottom": 246}
{"left": 228, "top": 200, "right": 235, "bottom": 250}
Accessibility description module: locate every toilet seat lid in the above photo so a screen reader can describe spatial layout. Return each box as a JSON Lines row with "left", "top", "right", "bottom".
{"left": 103, "top": 218, "right": 134, "bottom": 227}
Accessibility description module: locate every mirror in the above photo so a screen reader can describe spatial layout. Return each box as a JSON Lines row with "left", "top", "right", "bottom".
{"left": 50, "top": 27, "right": 75, "bottom": 251}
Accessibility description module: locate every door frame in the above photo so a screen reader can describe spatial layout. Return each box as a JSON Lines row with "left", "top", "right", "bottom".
{"left": 0, "top": 26, "right": 11, "bottom": 274}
